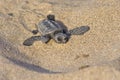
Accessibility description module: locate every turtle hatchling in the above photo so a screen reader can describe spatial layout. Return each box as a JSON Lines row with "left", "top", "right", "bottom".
{"left": 23, "top": 14, "right": 90, "bottom": 46}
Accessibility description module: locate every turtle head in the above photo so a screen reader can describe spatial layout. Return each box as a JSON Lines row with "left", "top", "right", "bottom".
{"left": 54, "top": 32, "right": 69, "bottom": 43}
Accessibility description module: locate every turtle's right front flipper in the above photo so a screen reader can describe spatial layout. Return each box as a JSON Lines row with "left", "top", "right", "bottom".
{"left": 23, "top": 36, "right": 41, "bottom": 46}
{"left": 23, "top": 36, "right": 50, "bottom": 46}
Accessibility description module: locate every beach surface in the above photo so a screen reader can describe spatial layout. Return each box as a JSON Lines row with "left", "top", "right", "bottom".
{"left": 0, "top": 0, "right": 120, "bottom": 80}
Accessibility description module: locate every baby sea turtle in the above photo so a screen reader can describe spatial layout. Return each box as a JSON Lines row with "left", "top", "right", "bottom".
{"left": 23, "top": 14, "right": 90, "bottom": 46}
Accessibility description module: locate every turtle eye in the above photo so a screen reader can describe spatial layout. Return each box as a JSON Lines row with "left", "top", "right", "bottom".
{"left": 57, "top": 37, "right": 62, "bottom": 42}
{"left": 64, "top": 37, "right": 68, "bottom": 41}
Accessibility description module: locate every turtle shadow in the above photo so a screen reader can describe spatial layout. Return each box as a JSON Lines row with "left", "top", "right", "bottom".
{"left": 56, "top": 20, "right": 68, "bottom": 32}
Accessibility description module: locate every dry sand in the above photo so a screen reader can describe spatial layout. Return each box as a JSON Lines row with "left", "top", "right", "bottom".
{"left": 0, "top": 0, "right": 120, "bottom": 80}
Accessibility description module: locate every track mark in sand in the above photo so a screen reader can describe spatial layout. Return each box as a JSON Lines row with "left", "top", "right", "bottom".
{"left": 0, "top": 36, "right": 60, "bottom": 74}
{"left": 0, "top": 36, "right": 120, "bottom": 73}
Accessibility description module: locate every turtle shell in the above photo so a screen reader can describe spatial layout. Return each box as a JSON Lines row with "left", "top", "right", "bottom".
{"left": 38, "top": 19, "right": 63, "bottom": 35}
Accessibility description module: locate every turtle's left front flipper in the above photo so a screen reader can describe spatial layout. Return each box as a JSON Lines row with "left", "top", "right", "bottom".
{"left": 69, "top": 26, "right": 90, "bottom": 35}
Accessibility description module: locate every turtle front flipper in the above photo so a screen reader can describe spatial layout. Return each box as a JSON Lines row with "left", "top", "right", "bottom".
{"left": 23, "top": 36, "right": 50, "bottom": 46}
{"left": 23, "top": 36, "right": 41, "bottom": 46}
{"left": 69, "top": 26, "right": 90, "bottom": 35}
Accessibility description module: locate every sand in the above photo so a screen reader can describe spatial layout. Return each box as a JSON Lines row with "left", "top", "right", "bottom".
{"left": 0, "top": 0, "right": 120, "bottom": 80}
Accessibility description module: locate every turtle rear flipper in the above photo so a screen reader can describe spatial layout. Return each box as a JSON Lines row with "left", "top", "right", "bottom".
{"left": 23, "top": 36, "right": 50, "bottom": 46}
{"left": 69, "top": 26, "right": 90, "bottom": 35}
